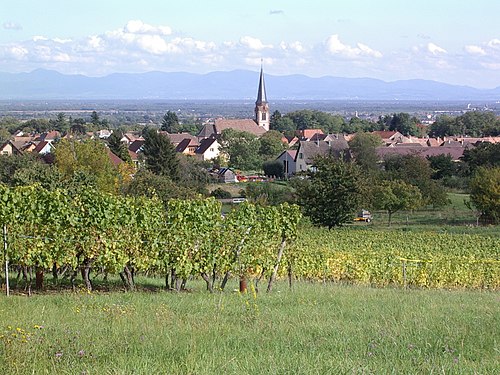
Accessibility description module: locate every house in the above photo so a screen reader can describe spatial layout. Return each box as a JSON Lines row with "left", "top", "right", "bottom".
{"left": 96, "top": 129, "right": 112, "bottom": 139}
{"left": 282, "top": 135, "right": 299, "bottom": 147}
{"left": 0, "top": 140, "right": 23, "bottom": 156}
{"left": 195, "top": 138, "right": 221, "bottom": 161}
{"left": 276, "top": 150, "right": 297, "bottom": 177}
{"left": 371, "top": 130, "right": 407, "bottom": 145}
{"left": 217, "top": 167, "right": 238, "bottom": 183}
{"left": 175, "top": 138, "right": 199, "bottom": 156}
{"left": 294, "top": 139, "right": 350, "bottom": 173}
{"left": 128, "top": 140, "right": 145, "bottom": 154}
{"left": 32, "top": 141, "right": 53, "bottom": 155}
{"left": 197, "top": 66, "right": 270, "bottom": 140}
{"left": 296, "top": 129, "right": 325, "bottom": 141}
{"left": 376, "top": 145, "right": 471, "bottom": 162}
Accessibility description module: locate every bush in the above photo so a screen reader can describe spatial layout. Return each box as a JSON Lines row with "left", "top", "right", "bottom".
{"left": 210, "top": 187, "right": 232, "bottom": 199}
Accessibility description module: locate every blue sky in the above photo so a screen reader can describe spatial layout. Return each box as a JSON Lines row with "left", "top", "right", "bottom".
{"left": 1, "top": 0, "right": 499, "bottom": 88}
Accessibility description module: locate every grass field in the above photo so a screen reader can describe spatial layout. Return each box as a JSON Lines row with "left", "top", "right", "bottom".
{"left": 1, "top": 281, "right": 499, "bottom": 374}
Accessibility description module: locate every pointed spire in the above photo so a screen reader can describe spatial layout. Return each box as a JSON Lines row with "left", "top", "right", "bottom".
{"left": 255, "top": 63, "right": 267, "bottom": 105}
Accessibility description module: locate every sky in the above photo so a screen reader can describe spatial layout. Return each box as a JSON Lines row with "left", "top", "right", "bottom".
{"left": 1, "top": 0, "right": 499, "bottom": 88}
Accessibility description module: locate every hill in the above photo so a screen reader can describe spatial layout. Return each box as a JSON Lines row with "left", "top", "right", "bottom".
{"left": 1, "top": 69, "right": 499, "bottom": 100}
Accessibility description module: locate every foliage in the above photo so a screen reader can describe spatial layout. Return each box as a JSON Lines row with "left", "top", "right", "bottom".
{"left": 468, "top": 166, "right": 500, "bottom": 224}
{"left": 427, "top": 154, "right": 457, "bottom": 180}
{"left": 259, "top": 130, "right": 286, "bottom": 161}
{"left": 244, "top": 182, "right": 296, "bottom": 206}
{"left": 124, "top": 169, "right": 198, "bottom": 204}
{"left": 210, "top": 187, "right": 232, "bottom": 199}
{"left": 291, "top": 227, "right": 499, "bottom": 288}
{"left": 378, "top": 112, "right": 419, "bottom": 136}
{"left": 372, "top": 180, "right": 422, "bottom": 226}
{"left": 348, "top": 132, "right": 383, "bottom": 172}
{"left": 270, "top": 110, "right": 296, "bottom": 135}
{"left": 107, "top": 130, "right": 132, "bottom": 163}
{"left": 177, "top": 155, "right": 209, "bottom": 194}
{"left": 53, "top": 139, "right": 120, "bottom": 194}
{"left": 219, "top": 128, "right": 262, "bottom": 170}
{"left": 297, "top": 156, "right": 365, "bottom": 228}
{"left": 461, "top": 142, "right": 500, "bottom": 174}
{"left": 384, "top": 154, "right": 449, "bottom": 208}
{"left": 429, "top": 111, "right": 500, "bottom": 137}
{"left": 262, "top": 160, "right": 284, "bottom": 178}
{"left": 142, "top": 128, "right": 180, "bottom": 181}
{"left": 160, "top": 111, "right": 179, "bottom": 133}
{"left": 285, "top": 110, "right": 346, "bottom": 134}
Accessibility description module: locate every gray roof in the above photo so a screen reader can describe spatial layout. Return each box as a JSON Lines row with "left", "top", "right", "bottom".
{"left": 255, "top": 66, "right": 267, "bottom": 105}
{"left": 296, "top": 140, "right": 350, "bottom": 163}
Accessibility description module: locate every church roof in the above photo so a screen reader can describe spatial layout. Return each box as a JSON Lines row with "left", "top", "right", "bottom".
{"left": 255, "top": 66, "right": 268, "bottom": 105}
{"left": 214, "top": 118, "right": 267, "bottom": 136}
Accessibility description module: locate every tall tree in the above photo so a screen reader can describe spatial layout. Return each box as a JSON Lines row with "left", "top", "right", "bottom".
{"left": 142, "top": 128, "right": 180, "bottom": 181}
{"left": 297, "top": 156, "right": 365, "bottom": 228}
{"left": 161, "top": 111, "right": 180, "bottom": 133}
{"left": 348, "top": 132, "right": 383, "bottom": 173}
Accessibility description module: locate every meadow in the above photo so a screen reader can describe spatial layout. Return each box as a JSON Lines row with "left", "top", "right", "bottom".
{"left": 1, "top": 280, "right": 499, "bottom": 374}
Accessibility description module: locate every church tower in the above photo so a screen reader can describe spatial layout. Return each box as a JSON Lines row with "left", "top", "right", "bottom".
{"left": 255, "top": 66, "right": 270, "bottom": 131}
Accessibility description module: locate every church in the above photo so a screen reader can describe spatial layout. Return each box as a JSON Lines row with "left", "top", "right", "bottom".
{"left": 197, "top": 66, "right": 270, "bottom": 140}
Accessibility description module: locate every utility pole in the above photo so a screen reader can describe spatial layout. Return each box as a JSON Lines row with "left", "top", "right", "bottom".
{"left": 3, "top": 224, "right": 9, "bottom": 296}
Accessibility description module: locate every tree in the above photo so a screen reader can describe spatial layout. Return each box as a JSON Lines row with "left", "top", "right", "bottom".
{"left": 468, "top": 166, "right": 500, "bottom": 224}
{"left": 259, "top": 130, "right": 286, "bottom": 161}
{"left": 219, "top": 128, "right": 261, "bottom": 170}
{"left": 427, "top": 154, "right": 457, "bottom": 180}
{"left": 461, "top": 142, "right": 500, "bottom": 174}
{"left": 91, "top": 111, "right": 101, "bottom": 127}
{"left": 107, "top": 130, "right": 132, "bottom": 163}
{"left": 123, "top": 169, "right": 197, "bottom": 205}
{"left": 51, "top": 112, "right": 69, "bottom": 133}
{"left": 161, "top": 111, "right": 180, "bottom": 133}
{"left": 379, "top": 113, "right": 419, "bottom": 136}
{"left": 372, "top": 180, "right": 422, "bottom": 226}
{"left": 384, "top": 154, "right": 449, "bottom": 207}
{"left": 263, "top": 160, "right": 284, "bottom": 178}
{"left": 296, "top": 156, "right": 365, "bottom": 228}
{"left": 142, "top": 128, "right": 180, "bottom": 181}
{"left": 348, "top": 132, "right": 383, "bottom": 172}
{"left": 53, "top": 139, "right": 120, "bottom": 194}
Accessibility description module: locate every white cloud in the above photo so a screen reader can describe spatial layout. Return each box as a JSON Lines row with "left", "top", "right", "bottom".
{"left": 136, "top": 34, "right": 171, "bottom": 54}
{"left": 487, "top": 38, "right": 500, "bottom": 49}
{"left": 325, "top": 35, "right": 382, "bottom": 58}
{"left": 464, "top": 45, "right": 486, "bottom": 55}
{"left": 357, "top": 43, "right": 383, "bottom": 58}
{"left": 33, "top": 36, "right": 49, "bottom": 42}
{"left": 3, "top": 22, "right": 22, "bottom": 30}
{"left": 427, "top": 42, "right": 447, "bottom": 55}
{"left": 240, "top": 36, "right": 273, "bottom": 50}
{"left": 280, "top": 41, "right": 304, "bottom": 53}
{"left": 7, "top": 45, "right": 28, "bottom": 59}
{"left": 124, "top": 20, "right": 172, "bottom": 36}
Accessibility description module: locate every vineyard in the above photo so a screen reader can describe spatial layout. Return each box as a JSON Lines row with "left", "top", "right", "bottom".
{"left": 0, "top": 184, "right": 498, "bottom": 293}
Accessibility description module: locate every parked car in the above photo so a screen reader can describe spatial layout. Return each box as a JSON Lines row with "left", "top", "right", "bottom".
{"left": 354, "top": 210, "right": 372, "bottom": 223}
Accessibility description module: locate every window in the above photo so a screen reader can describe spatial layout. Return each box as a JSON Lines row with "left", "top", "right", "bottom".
{"left": 210, "top": 148, "right": 214, "bottom": 152}
{"left": 261, "top": 112, "right": 267, "bottom": 121}
{"left": 299, "top": 153, "right": 303, "bottom": 159}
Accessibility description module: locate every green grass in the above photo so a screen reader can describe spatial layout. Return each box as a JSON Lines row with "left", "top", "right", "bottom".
{"left": 1, "top": 281, "right": 499, "bottom": 374}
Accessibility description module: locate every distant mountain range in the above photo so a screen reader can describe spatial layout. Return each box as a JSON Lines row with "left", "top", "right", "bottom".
{"left": 1, "top": 69, "right": 499, "bottom": 101}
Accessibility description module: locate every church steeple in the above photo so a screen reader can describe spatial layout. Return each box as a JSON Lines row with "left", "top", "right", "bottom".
{"left": 255, "top": 64, "right": 269, "bottom": 131}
